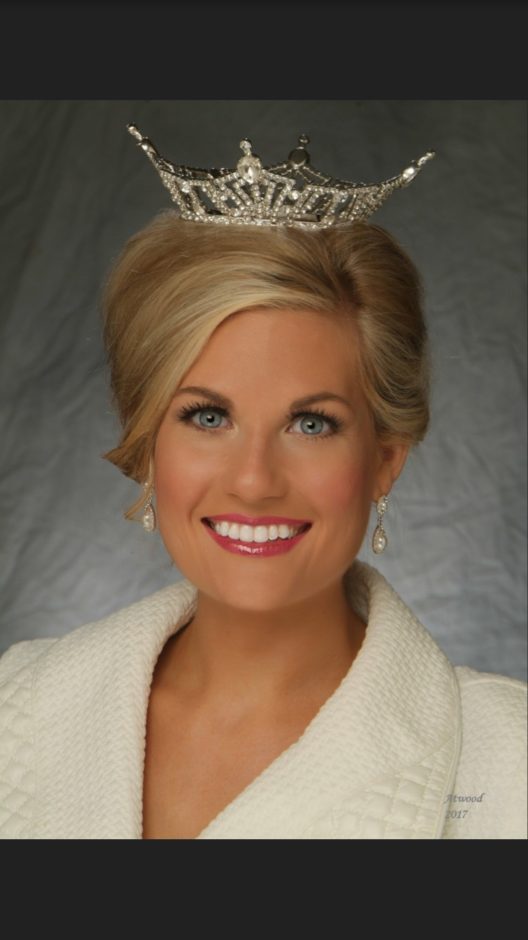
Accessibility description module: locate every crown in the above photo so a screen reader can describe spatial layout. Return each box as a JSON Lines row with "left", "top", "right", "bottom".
{"left": 127, "top": 123, "right": 435, "bottom": 230}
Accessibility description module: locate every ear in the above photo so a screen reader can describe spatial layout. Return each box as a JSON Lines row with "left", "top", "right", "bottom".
{"left": 372, "top": 439, "right": 410, "bottom": 502}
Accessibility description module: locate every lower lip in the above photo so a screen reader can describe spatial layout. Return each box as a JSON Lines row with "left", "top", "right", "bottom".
{"left": 201, "top": 520, "right": 311, "bottom": 556}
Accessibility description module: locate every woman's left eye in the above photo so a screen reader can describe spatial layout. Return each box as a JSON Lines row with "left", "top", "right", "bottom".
{"left": 289, "top": 411, "right": 342, "bottom": 438}
{"left": 176, "top": 401, "right": 343, "bottom": 439}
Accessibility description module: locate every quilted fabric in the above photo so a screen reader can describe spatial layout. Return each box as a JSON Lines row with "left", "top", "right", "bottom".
{"left": 0, "top": 639, "right": 56, "bottom": 837}
{"left": 0, "top": 560, "right": 525, "bottom": 839}
{"left": 441, "top": 671, "right": 527, "bottom": 839}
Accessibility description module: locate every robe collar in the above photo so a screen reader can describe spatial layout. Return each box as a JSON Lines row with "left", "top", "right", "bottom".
{"left": 31, "top": 560, "right": 461, "bottom": 839}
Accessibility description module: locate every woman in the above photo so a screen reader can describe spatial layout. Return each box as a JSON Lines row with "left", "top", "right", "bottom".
{"left": 0, "top": 132, "right": 525, "bottom": 839}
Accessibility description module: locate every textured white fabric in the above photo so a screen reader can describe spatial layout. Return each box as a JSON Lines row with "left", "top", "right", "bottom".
{"left": 0, "top": 560, "right": 526, "bottom": 840}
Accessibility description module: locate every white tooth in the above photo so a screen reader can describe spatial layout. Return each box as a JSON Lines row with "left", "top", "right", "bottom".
{"left": 278, "top": 524, "right": 291, "bottom": 539}
{"left": 239, "top": 524, "right": 254, "bottom": 542}
{"left": 219, "top": 521, "right": 230, "bottom": 536}
{"left": 254, "top": 525, "right": 269, "bottom": 543}
{"left": 227, "top": 523, "right": 240, "bottom": 539}
{"left": 267, "top": 525, "right": 279, "bottom": 540}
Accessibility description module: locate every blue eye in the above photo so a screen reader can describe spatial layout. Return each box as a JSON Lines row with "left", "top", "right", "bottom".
{"left": 191, "top": 407, "right": 226, "bottom": 430}
{"left": 176, "top": 400, "right": 344, "bottom": 439}
{"left": 290, "top": 413, "right": 334, "bottom": 436}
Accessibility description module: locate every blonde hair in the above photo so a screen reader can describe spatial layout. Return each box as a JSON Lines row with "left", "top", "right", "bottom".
{"left": 100, "top": 211, "right": 431, "bottom": 521}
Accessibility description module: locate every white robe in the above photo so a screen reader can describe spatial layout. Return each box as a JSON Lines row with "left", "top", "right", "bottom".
{"left": 0, "top": 560, "right": 526, "bottom": 839}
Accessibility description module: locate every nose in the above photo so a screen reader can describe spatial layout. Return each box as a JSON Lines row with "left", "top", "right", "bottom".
{"left": 222, "top": 429, "right": 287, "bottom": 502}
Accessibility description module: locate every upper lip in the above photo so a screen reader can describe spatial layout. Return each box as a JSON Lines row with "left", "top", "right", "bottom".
{"left": 203, "top": 514, "right": 312, "bottom": 527}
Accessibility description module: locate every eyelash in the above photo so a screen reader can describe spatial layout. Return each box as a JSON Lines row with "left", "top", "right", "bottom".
{"left": 176, "top": 399, "right": 344, "bottom": 440}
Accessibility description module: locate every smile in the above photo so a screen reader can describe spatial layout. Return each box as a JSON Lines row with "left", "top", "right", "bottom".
{"left": 201, "top": 518, "right": 312, "bottom": 556}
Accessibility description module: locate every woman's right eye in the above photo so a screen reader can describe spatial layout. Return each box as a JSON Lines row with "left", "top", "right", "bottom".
{"left": 177, "top": 402, "right": 228, "bottom": 432}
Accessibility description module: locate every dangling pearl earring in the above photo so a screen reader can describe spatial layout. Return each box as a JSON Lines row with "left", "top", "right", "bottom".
{"left": 372, "top": 494, "right": 388, "bottom": 554}
{"left": 142, "top": 482, "right": 157, "bottom": 533}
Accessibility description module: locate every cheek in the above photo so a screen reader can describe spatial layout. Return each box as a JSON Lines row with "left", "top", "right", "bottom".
{"left": 306, "top": 455, "right": 374, "bottom": 514}
{"left": 154, "top": 424, "right": 222, "bottom": 515}
{"left": 153, "top": 424, "right": 195, "bottom": 508}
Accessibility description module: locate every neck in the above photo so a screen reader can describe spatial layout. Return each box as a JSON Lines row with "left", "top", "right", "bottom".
{"left": 154, "top": 578, "right": 367, "bottom": 720}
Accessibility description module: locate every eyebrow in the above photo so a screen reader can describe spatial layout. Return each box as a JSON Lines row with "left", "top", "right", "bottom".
{"left": 172, "top": 386, "right": 353, "bottom": 410}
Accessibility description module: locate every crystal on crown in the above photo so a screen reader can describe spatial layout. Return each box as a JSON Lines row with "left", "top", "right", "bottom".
{"left": 127, "top": 123, "right": 435, "bottom": 230}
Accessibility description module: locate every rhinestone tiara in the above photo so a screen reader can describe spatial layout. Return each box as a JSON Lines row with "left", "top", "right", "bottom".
{"left": 127, "top": 123, "right": 435, "bottom": 230}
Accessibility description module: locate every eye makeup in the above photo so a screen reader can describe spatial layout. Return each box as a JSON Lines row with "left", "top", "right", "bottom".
{"left": 176, "top": 399, "right": 345, "bottom": 439}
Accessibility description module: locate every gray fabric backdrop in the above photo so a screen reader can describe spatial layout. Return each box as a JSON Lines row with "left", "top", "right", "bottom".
{"left": 0, "top": 100, "right": 526, "bottom": 680}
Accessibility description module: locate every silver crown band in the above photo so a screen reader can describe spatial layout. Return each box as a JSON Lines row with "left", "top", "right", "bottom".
{"left": 127, "top": 124, "right": 435, "bottom": 230}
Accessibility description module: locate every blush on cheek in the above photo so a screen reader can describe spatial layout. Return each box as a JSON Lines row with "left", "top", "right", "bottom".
{"left": 154, "top": 452, "right": 213, "bottom": 534}
{"left": 153, "top": 472, "right": 179, "bottom": 512}
{"left": 325, "top": 463, "right": 372, "bottom": 513}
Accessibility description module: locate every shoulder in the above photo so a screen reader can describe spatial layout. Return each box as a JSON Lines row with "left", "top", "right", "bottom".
{"left": 454, "top": 664, "right": 526, "bottom": 732}
{"left": 0, "top": 637, "right": 58, "bottom": 762}
{"left": 0, "top": 578, "right": 191, "bottom": 691}
{"left": 444, "top": 665, "right": 527, "bottom": 839}
{"left": 0, "top": 636, "right": 57, "bottom": 689}
{"left": 0, "top": 592, "right": 160, "bottom": 839}
{"left": 0, "top": 635, "right": 58, "bottom": 726}
{"left": 453, "top": 665, "right": 526, "bottom": 779}
{"left": 0, "top": 638, "right": 57, "bottom": 838}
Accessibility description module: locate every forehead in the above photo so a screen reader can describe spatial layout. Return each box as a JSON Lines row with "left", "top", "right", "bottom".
{"left": 181, "top": 307, "right": 360, "bottom": 395}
